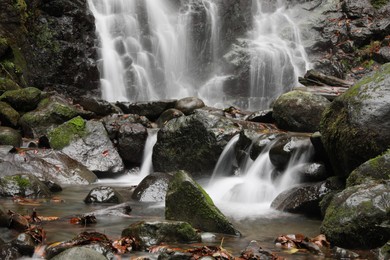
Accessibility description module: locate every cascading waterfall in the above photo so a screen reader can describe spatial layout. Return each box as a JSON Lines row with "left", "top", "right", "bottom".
{"left": 206, "top": 135, "right": 314, "bottom": 218}
{"left": 139, "top": 129, "right": 158, "bottom": 178}
{"left": 248, "top": 0, "right": 310, "bottom": 110}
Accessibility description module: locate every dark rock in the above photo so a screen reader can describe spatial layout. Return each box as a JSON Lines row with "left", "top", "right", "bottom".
{"left": 122, "top": 221, "right": 201, "bottom": 248}
{"left": 158, "top": 251, "right": 193, "bottom": 260}
{"left": 51, "top": 247, "right": 107, "bottom": 260}
{"left": 0, "top": 173, "right": 51, "bottom": 198}
{"left": 117, "top": 123, "right": 147, "bottom": 165}
{"left": 269, "top": 134, "right": 313, "bottom": 170}
{"left": 20, "top": 95, "right": 94, "bottom": 138}
{"left": 132, "top": 172, "right": 173, "bottom": 202}
{"left": 240, "top": 240, "right": 278, "bottom": 260}
{"left": 153, "top": 110, "right": 241, "bottom": 176}
{"left": 73, "top": 97, "right": 121, "bottom": 117}
{"left": 320, "top": 64, "right": 390, "bottom": 177}
{"left": 271, "top": 181, "right": 333, "bottom": 217}
{"left": 0, "top": 126, "right": 22, "bottom": 147}
{"left": 0, "top": 243, "right": 21, "bottom": 260}
{"left": 321, "top": 181, "right": 390, "bottom": 248}
{"left": 12, "top": 233, "right": 36, "bottom": 257}
{"left": 116, "top": 100, "right": 176, "bottom": 120}
{"left": 156, "top": 108, "right": 184, "bottom": 127}
{"left": 0, "top": 205, "right": 8, "bottom": 227}
{"left": 373, "top": 46, "right": 390, "bottom": 63}
{"left": 0, "top": 101, "right": 19, "bottom": 127}
{"left": 0, "top": 87, "right": 42, "bottom": 112}
{"left": 347, "top": 150, "right": 390, "bottom": 187}
{"left": 246, "top": 109, "right": 274, "bottom": 124}
{"left": 8, "top": 212, "right": 29, "bottom": 232}
{"left": 0, "top": 149, "right": 98, "bottom": 185}
{"left": 332, "top": 246, "right": 359, "bottom": 259}
{"left": 48, "top": 118, "right": 124, "bottom": 176}
{"left": 310, "top": 131, "right": 332, "bottom": 168}
{"left": 0, "top": 78, "right": 21, "bottom": 95}
{"left": 101, "top": 114, "right": 152, "bottom": 140}
{"left": 84, "top": 186, "right": 124, "bottom": 204}
{"left": 42, "top": 180, "right": 62, "bottom": 192}
{"left": 165, "top": 170, "right": 240, "bottom": 235}
{"left": 272, "top": 90, "right": 330, "bottom": 132}
{"left": 174, "top": 97, "right": 205, "bottom": 115}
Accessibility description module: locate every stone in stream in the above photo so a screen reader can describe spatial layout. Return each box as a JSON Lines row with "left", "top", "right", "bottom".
{"left": 132, "top": 172, "right": 173, "bottom": 202}
{"left": 84, "top": 186, "right": 124, "bottom": 204}
{"left": 50, "top": 247, "right": 107, "bottom": 260}
{"left": 0, "top": 173, "right": 51, "bottom": 198}
{"left": 0, "top": 243, "right": 21, "bottom": 260}
{"left": 11, "top": 233, "right": 36, "bottom": 257}
{"left": 165, "top": 170, "right": 240, "bottom": 236}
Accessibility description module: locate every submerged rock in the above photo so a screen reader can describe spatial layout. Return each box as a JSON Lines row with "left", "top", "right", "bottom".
{"left": 0, "top": 126, "right": 22, "bottom": 147}
{"left": 165, "top": 170, "right": 240, "bottom": 236}
{"left": 332, "top": 246, "right": 359, "bottom": 259}
{"left": 320, "top": 64, "right": 390, "bottom": 177}
{"left": 132, "top": 172, "right": 173, "bottom": 202}
{"left": 321, "top": 181, "right": 390, "bottom": 248}
{"left": 0, "top": 173, "right": 51, "bottom": 198}
{"left": 84, "top": 186, "right": 124, "bottom": 204}
{"left": 122, "top": 221, "right": 201, "bottom": 248}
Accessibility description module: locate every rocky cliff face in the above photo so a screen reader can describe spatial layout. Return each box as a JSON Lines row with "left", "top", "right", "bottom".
{"left": 0, "top": 0, "right": 99, "bottom": 96}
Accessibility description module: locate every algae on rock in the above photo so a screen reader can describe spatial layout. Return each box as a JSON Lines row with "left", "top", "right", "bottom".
{"left": 48, "top": 116, "right": 86, "bottom": 150}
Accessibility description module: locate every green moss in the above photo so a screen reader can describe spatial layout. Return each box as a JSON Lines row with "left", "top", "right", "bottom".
{"left": 48, "top": 116, "right": 86, "bottom": 150}
{"left": 13, "top": 175, "right": 30, "bottom": 189}
{"left": 370, "top": 0, "right": 389, "bottom": 9}
{"left": 32, "top": 22, "right": 60, "bottom": 54}
{"left": 13, "top": 0, "right": 28, "bottom": 24}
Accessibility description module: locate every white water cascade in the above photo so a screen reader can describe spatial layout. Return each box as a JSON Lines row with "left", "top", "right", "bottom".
{"left": 139, "top": 129, "right": 158, "bottom": 178}
{"left": 205, "top": 135, "right": 314, "bottom": 218}
{"left": 248, "top": 0, "right": 310, "bottom": 110}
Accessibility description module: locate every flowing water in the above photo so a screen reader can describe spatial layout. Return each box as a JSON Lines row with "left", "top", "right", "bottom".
{"left": 88, "top": 0, "right": 310, "bottom": 110}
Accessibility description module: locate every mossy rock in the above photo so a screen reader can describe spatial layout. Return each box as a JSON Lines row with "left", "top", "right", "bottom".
{"left": 370, "top": 0, "right": 389, "bottom": 9}
{"left": 0, "top": 78, "right": 21, "bottom": 94}
{"left": 320, "top": 63, "right": 390, "bottom": 177}
{"left": 47, "top": 116, "right": 86, "bottom": 150}
{"left": 122, "top": 221, "right": 201, "bottom": 248}
{"left": 320, "top": 181, "right": 390, "bottom": 249}
{"left": 0, "top": 101, "right": 20, "bottom": 127}
{"left": 0, "top": 126, "right": 22, "bottom": 147}
{"left": 165, "top": 170, "right": 240, "bottom": 236}
{"left": 378, "top": 241, "right": 390, "bottom": 260}
{"left": 0, "top": 174, "right": 51, "bottom": 198}
{"left": 19, "top": 96, "right": 93, "bottom": 138}
{"left": 347, "top": 150, "right": 390, "bottom": 187}
{"left": 272, "top": 90, "right": 330, "bottom": 132}
{"left": 0, "top": 87, "right": 41, "bottom": 112}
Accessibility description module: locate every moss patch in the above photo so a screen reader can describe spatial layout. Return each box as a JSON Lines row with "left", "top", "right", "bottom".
{"left": 48, "top": 116, "right": 87, "bottom": 150}
{"left": 370, "top": 0, "right": 389, "bottom": 9}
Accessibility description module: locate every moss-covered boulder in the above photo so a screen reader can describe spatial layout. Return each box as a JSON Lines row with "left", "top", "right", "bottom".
{"left": 0, "top": 78, "right": 21, "bottom": 94}
{"left": 121, "top": 221, "right": 201, "bottom": 248}
{"left": 48, "top": 117, "right": 124, "bottom": 175}
{"left": 0, "top": 102, "right": 19, "bottom": 127}
{"left": 19, "top": 96, "right": 93, "bottom": 138}
{"left": 0, "top": 174, "right": 51, "bottom": 198}
{"left": 165, "top": 170, "right": 240, "bottom": 236}
{"left": 272, "top": 90, "right": 330, "bottom": 132}
{"left": 320, "top": 63, "right": 390, "bottom": 177}
{"left": 0, "top": 87, "right": 41, "bottom": 112}
{"left": 320, "top": 181, "right": 390, "bottom": 249}
{"left": 0, "top": 126, "right": 22, "bottom": 147}
{"left": 153, "top": 110, "right": 241, "bottom": 177}
{"left": 347, "top": 150, "right": 390, "bottom": 187}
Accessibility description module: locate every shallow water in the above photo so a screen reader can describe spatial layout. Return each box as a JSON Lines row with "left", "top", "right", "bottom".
{"left": 0, "top": 180, "right": 325, "bottom": 259}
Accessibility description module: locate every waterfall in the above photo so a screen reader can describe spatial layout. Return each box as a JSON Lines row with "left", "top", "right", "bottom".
{"left": 206, "top": 135, "right": 314, "bottom": 218}
{"left": 139, "top": 129, "right": 158, "bottom": 178}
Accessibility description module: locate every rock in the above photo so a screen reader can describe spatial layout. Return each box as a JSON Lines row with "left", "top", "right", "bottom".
{"left": 0, "top": 101, "right": 19, "bottom": 127}
{"left": 153, "top": 110, "right": 241, "bottom": 176}
{"left": 0, "top": 126, "right": 22, "bottom": 147}
{"left": 332, "top": 246, "right": 360, "bottom": 259}
{"left": 0, "top": 87, "right": 42, "bottom": 112}
{"left": 132, "top": 172, "right": 173, "bottom": 202}
{"left": 51, "top": 247, "right": 107, "bottom": 260}
{"left": 86, "top": 202, "right": 132, "bottom": 217}
{"left": 116, "top": 100, "right": 176, "bottom": 120}
{"left": 122, "top": 221, "right": 201, "bottom": 248}
{"left": 271, "top": 181, "right": 333, "bottom": 217}
{"left": 84, "top": 186, "right": 124, "bottom": 204}
{"left": 156, "top": 108, "right": 184, "bottom": 127}
{"left": 73, "top": 96, "right": 121, "bottom": 117}
{"left": 20, "top": 95, "right": 94, "bottom": 138}
{"left": 42, "top": 180, "right": 62, "bottom": 192}
{"left": 117, "top": 123, "right": 147, "bottom": 165}
{"left": 101, "top": 114, "right": 152, "bottom": 140}
{"left": 296, "top": 163, "right": 329, "bottom": 182}
{"left": 0, "top": 244, "right": 21, "bottom": 260}
{"left": 347, "top": 150, "right": 390, "bottom": 187}
{"left": 0, "top": 173, "right": 51, "bottom": 198}
{"left": 246, "top": 109, "right": 274, "bottom": 124}
{"left": 48, "top": 117, "right": 124, "bottom": 175}
{"left": 240, "top": 240, "right": 278, "bottom": 259}
{"left": 269, "top": 134, "right": 313, "bottom": 170}
{"left": 272, "top": 90, "right": 330, "bottom": 132}
{"left": 174, "top": 97, "right": 205, "bottom": 115}
{"left": 8, "top": 212, "right": 29, "bottom": 232}
{"left": 320, "top": 64, "right": 390, "bottom": 177}
{"left": 165, "top": 170, "right": 240, "bottom": 235}
{"left": 377, "top": 241, "right": 390, "bottom": 260}
{"left": 0, "top": 78, "right": 21, "bottom": 95}
{"left": 0, "top": 205, "right": 8, "bottom": 227}
{"left": 374, "top": 46, "right": 390, "bottom": 63}
{"left": 11, "top": 233, "right": 36, "bottom": 257}
{"left": 0, "top": 149, "right": 98, "bottom": 185}
{"left": 320, "top": 181, "right": 390, "bottom": 248}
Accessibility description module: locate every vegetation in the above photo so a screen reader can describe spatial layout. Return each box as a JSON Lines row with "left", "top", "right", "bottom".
{"left": 48, "top": 116, "right": 87, "bottom": 150}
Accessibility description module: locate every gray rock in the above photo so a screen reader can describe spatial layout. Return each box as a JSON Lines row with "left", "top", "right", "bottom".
{"left": 117, "top": 123, "right": 147, "bottom": 165}
{"left": 332, "top": 246, "right": 359, "bottom": 259}
{"left": 132, "top": 172, "right": 173, "bottom": 202}
{"left": 84, "top": 186, "right": 124, "bottom": 204}
{"left": 116, "top": 100, "right": 176, "bottom": 120}
{"left": 51, "top": 247, "right": 107, "bottom": 260}
{"left": 175, "top": 97, "right": 205, "bottom": 115}
{"left": 0, "top": 173, "right": 51, "bottom": 198}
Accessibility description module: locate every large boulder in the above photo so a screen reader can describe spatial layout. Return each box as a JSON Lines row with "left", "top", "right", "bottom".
{"left": 0, "top": 87, "right": 42, "bottom": 112}
{"left": 0, "top": 101, "right": 19, "bottom": 127}
{"left": 121, "top": 221, "right": 201, "bottom": 248}
{"left": 153, "top": 110, "right": 241, "bottom": 176}
{"left": 117, "top": 123, "right": 147, "bottom": 165}
{"left": 0, "top": 126, "right": 22, "bottom": 147}
{"left": 0, "top": 173, "right": 51, "bottom": 198}
{"left": 48, "top": 117, "right": 124, "bottom": 175}
{"left": 165, "top": 170, "right": 240, "bottom": 236}
{"left": 320, "top": 64, "right": 390, "bottom": 177}
{"left": 272, "top": 90, "right": 330, "bottom": 132}
{"left": 320, "top": 181, "right": 390, "bottom": 249}
{"left": 20, "top": 95, "right": 93, "bottom": 138}
{"left": 0, "top": 149, "right": 98, "bottom": 185}
{"left": 132, "top": 172, "right": 173, "bottom": 202}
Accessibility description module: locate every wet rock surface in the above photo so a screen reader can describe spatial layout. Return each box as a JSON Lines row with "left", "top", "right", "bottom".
{"left": 0, "top": 173, "right": 51, "bottom": 198}
{"left": 132, "top": 172, "right": 173, "bottom": 202}
{"left": 84, "top": 186, "right": 124, "bottom": 204}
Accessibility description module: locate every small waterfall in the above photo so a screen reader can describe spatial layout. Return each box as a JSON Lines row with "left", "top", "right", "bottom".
{"left": 139, "top": 129, "right": 158, "bottom": 178}
{"left": 206, "top": 136, "right": 313, "bottom": 218}
{"left": 248, "top": 0, "right": 310, "bottom": 110}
